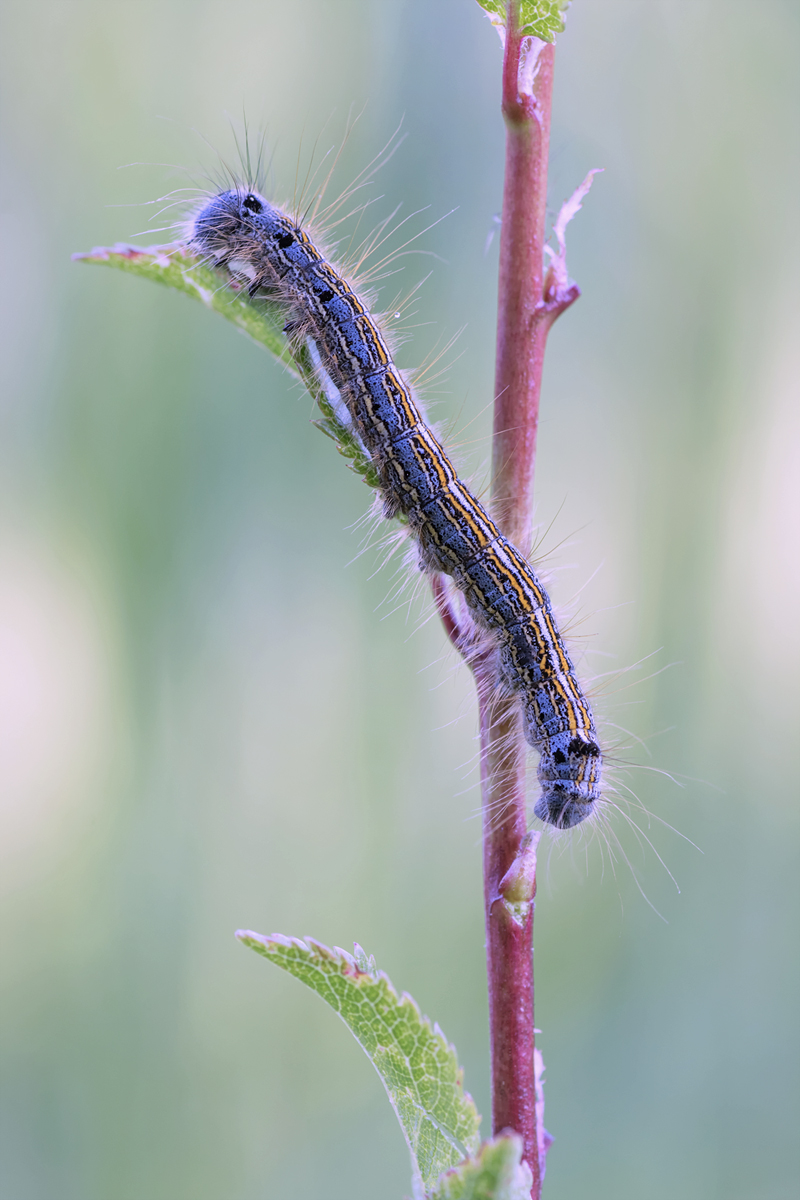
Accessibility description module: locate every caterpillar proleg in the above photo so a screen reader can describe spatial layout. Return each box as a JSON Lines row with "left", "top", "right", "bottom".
{"left": 188, "top": 187, "right": 602, "bottom": 829}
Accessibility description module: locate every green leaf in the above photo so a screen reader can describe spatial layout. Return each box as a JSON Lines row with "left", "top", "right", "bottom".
{"left": 237, "top": 932, "right": 481, "bottom": 1198}
{"left": 428, "top": 1135, "right": 533, "bottom": 1200}
{"left": 476, "top": 0, "right": 570, "bottom": 43}
{"left": 73, "top": 243, "right": 382, "bottom": 494}
{"left": 74, "top": 243, "right": 292, "bottom": 360}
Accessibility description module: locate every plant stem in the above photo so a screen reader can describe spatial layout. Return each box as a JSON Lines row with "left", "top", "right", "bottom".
{"left": 492, "top": 26, "right": 554, "bottom": 551}
{"left": 431, "top": 8, "right": 581, "bottom": 1190}
{"left": 478, "top": 667, "right": 538, "bottom": 1191}
{"left": 480, "top": 6, "right": 560, "bottom": 1195}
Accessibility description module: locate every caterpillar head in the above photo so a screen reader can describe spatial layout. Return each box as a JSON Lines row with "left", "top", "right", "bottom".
{"left": 186, "top": 188, "right": 294, "bottom": 287}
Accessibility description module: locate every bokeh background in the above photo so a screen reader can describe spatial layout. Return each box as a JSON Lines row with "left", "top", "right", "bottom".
{"left": 1, "top": 2, "right": 798, "bottom": 1197}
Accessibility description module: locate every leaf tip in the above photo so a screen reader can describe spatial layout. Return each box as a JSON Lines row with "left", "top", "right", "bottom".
{"left": 235, "top": 928, "right": 263, "bottom": 948}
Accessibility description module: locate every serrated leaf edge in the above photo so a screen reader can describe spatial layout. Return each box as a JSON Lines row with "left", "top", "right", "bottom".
{"left": 236, "top": 931, "right": 471, "bottom": 1070}
{"left": 236, "top": 931, "right": 481, "bottom": 1193}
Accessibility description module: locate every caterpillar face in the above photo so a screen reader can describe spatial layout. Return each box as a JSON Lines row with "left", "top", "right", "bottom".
{"left": 188, "top": 189, "right": 298, "bottom": 287}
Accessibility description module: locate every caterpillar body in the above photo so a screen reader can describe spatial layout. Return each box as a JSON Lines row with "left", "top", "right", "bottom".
{"left": 188, "top": 187, "right": 602, "bottom": 829}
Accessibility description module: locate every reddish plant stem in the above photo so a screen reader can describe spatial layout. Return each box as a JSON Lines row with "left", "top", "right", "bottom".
{"left": 431, "top": 9, "right": 579, "bottom": 1193}
{"left": 478, "top": 668, "right": 538, "bottom": 1189}
{"left": 482, "top": 8, "right": 561, "bottom": 1196}
{"left": 492, "top": 30, "right": 554, "bottom": 551}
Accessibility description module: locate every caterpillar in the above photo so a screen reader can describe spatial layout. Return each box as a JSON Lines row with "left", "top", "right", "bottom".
{"left": 187, "top": 186, "right": 602, "bottom": 829}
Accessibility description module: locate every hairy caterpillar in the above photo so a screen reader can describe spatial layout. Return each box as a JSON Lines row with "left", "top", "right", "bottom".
{"left": 187, "top": 186, "right": 602, "bottom": 829}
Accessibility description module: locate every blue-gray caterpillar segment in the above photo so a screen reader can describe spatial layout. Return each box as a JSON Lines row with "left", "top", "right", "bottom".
{"left": 188, "top": 188, "right": 602, "bottom": 829}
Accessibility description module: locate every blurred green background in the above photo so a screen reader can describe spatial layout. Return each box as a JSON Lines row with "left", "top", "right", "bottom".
{"left": 1, "top": 2, "right": 798, "bottom": 1197}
